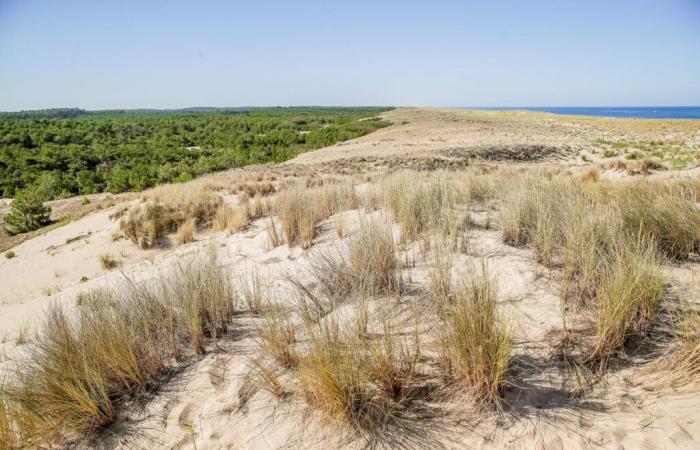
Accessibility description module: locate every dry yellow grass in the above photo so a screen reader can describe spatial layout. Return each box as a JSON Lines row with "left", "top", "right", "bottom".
{"left": 297, "top": 316, "right": 419, "bottom": 433}
{"left": 212, "top": 204, "right": 248, "bottom": 233}
{"left": 275, "top": 182, "right": 358, "bottom": 249}
{"left": 588, "top": 237, "right": 665, "bottom": 361}
{"left": 499, "top": 173, "right": 700, "bottom": 264}
{"left": 298, "top": 219, "right": 400, "bottom": 321}
{"left": 266, "top": 216, "right": 284, "bottom": 248}
{"left": 258, "top": 305, "right": 297, "bottom": 369}
{"left": 616, "top": 181, "right": 700, "bottom": 260}
{"left": 663, "top": 311, "right": 700, "bottom": 384}
{"left": 429, "top": 238, "right": 454, "bottom": 306}
{"left": 119, "top": 187, "right": 222, "bottom": 248}
{"left": 348, "top": 220, "right": 400, "bottom": 297}
{"left": 175, "top": 217, "right": 196, "bottom": 245}
{"left": 0, "top": 251, "right": 235, "bottom": 445}
{"left": 275, "top": 184, "right": 318, "bottom": 249}
{"left": 382, "top": 171, "right": 460, "bottom": 241}
{"left": 236, "top": 267, "right": 265, "bottom": 315}
{"left": 493, "top": 170, "right": 683, "bottom": 366}
{"left": 438, "top": 262, "right": 511, "bottom": 406}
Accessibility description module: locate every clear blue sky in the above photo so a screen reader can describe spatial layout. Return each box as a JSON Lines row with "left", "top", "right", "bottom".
{"left": 1, "top": 0, "right": 699, "bottom": 110}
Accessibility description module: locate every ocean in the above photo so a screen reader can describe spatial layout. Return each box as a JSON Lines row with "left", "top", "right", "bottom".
{"left": 469, "top": 106, "right": 700, "bottom": 120}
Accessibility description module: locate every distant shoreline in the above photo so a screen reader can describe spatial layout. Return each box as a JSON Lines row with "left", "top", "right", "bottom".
{"left": 463, "top": 106, "right": 700, "bottom": 119}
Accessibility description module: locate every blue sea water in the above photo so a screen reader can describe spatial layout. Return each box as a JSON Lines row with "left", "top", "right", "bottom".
{"left": 469, "top": 106, "right": 700, "bottom": 119}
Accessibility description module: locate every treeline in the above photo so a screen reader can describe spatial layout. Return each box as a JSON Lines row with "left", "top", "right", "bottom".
{"left": 0, "top": 107, "right": 391, "bottom": 199}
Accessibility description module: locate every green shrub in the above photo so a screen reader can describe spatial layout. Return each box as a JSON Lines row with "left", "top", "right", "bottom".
{"left": 3, "top": 188, "right": 51, "bottom": 235}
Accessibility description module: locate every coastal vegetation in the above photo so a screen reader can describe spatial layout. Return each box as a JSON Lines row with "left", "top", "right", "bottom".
{"left": 0, "top": 107, "right": 391, "bottom": 199}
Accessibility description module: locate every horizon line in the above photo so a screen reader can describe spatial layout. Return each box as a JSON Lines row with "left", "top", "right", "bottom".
{"left": 3, "top": 105, "right": 700, "bottom": 114}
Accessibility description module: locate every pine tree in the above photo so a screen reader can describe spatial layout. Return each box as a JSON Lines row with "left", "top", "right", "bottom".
{"left": 4, "top": 188, "right": 52, "bottom": 235}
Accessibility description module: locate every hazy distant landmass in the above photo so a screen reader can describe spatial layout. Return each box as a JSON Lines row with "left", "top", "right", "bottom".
{"left": 0, "top": 106, "right": 388, "bottom": 120}
{"left": 471, "top": 106, "right": 700, "bottom": 119}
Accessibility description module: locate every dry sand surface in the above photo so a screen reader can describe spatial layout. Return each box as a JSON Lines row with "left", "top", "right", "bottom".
{"left": 2, "top": 108, "right": 700, "bottom": 449}
{"left": 292, "top": 107, "right": 700, "bottom": 165}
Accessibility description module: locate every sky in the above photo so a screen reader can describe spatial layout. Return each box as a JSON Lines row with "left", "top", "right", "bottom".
{"left": 0, "top": 0, "right": 699, "bottom": 110}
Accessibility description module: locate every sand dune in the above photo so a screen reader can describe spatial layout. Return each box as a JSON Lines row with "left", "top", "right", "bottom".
{"left": 2, "top": 108, "right": 700, "bottom": 449}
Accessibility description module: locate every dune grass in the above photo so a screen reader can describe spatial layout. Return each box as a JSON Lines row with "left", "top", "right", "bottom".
{"left": 429, "top": 238, "right": 454, "bottom": 306}
{"left": 0, "top": 387, "right": 23, "bottom": 450}
{"left": 275, "top": 185, "right": 319, "bottom": 249}
{"left": 616, "top": 181, "right": 700, "bottom": 260}
{"left": 275, "top": 182, "right": 358, "bottom": 249}
{"left": 258, "top": 306, "right": 297, "bottom": 369}
{"left": 438, "top": 262, "right": 511, "bottom": 406}
{"left": 119, "top": 201, "right": 170, "bottom": 248}
{"left": 495, "top": 171, "right": 680, "bottom": 364}
{"left": 167, "top": 252, "right": 236, "bottom": 354}
{"left": 212, "top": 204, "right": 248, "bottom": 233}
{"left": 382, "top": 171, "right": 460, "bottom": 241}
{"left": 175, "top": 217, "right": 196, "bottom": 245}
{"left": 665, "top": 311, "right": 700, "bottom": 383}
{"left": 300, "top": 219, "right": 401, "bottom": 319}
{"left": 0, "top": 251, "right": 235, "bottom": 445}
{"left": 297, "top": 317, "right": 419, "bottom": 433}
{"left": 236, "top": 267, "right": 265, "bottom": 315}
{"left": 499, "top": 174, "right": 700, "bottom": 265}
{"left": 118, "top": 187, "right": 222, "bottom": 248}
{"left": 588, "top": 236, "right": 665, "bottom": 361}
{"left": 347, "top": 220, "right": 401, "bottom": 297}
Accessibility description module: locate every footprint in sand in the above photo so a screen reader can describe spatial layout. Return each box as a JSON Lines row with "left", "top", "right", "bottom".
{"left": 208, "top": 355, "right": 231, "bottom": 392}
{"left": 178, "top": 403, "right": 197, "bottom": 429}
